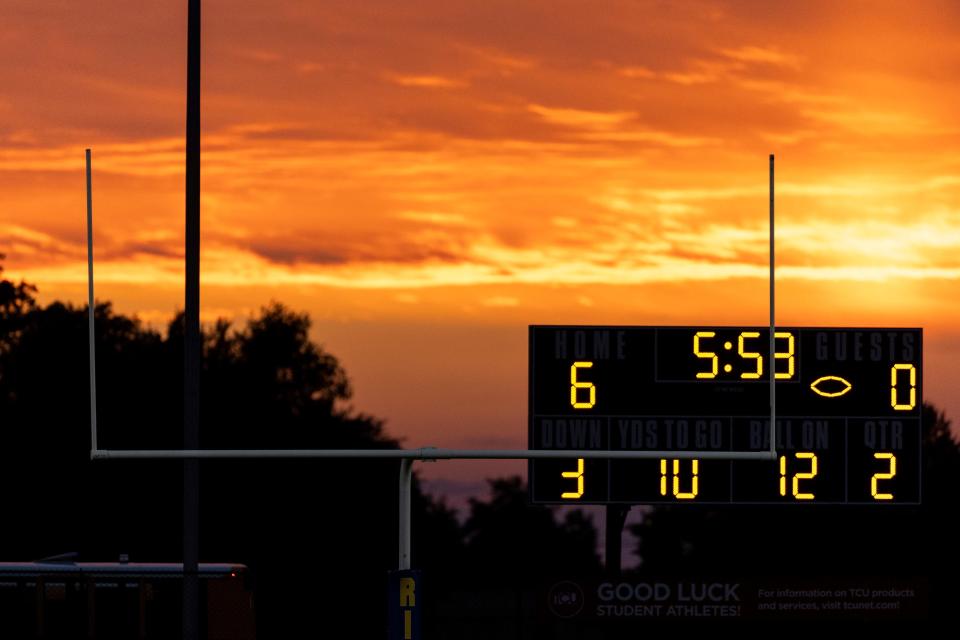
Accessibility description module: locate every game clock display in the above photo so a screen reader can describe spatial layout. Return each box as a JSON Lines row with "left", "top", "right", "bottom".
{"left": 528, "top": 326, "right": 922, "bottom": 505}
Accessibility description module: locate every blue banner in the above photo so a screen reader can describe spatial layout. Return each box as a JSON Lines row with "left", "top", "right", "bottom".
{"left": 388, "top": 569, "right": 422, "bottom": 640}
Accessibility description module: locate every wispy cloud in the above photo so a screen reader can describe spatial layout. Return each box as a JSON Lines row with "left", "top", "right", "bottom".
{"left": 719, "top": 45, "right": 801, "bottom": 69}
{"left": 527, "top": 104, "right": 634, "bottom": 130}
{"left": 2, "top": 226, "right": 84, "bottom": 263}
{"left": 385, "top": 73, "right": 468, "bottom": 89}
{"left": 4, "top": 2, "right": 960, "bottom": 295}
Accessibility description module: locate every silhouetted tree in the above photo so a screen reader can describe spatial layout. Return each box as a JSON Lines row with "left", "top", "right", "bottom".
{"left": 0, "top": 258, "right": 37, "bottom": 343}
{"left": 461, "top": 477, "right": 600, "bottom": 582}
{"left": 412, "top": 486, "right": 465, "bottom": 575}
{"left": 0, "top": 265, "right": 464, "bottom": 638}
{"left": 0, "top": 264, "right": 604, "bottom": 637}
{"left": 0, "top": 258, "right": 34, "bottom": 306}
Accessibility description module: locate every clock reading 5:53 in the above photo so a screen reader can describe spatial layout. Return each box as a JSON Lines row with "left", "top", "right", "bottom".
{"left": 692, "top": 330, "right": 795, "bottom": 380}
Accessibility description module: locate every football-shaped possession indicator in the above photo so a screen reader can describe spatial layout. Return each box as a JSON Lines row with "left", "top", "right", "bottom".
{"left": 810, "top": 375, "right": 853, "bottom": 398}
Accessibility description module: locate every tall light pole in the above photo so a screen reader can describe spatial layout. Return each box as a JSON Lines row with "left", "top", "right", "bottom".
{"left": 183, "top": 0, "right": 201, "bottom": 638}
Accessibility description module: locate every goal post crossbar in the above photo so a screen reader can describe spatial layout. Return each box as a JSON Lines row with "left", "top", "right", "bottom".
{"left": 90, "top": 448, "right": 776, "bottom": 461}
{"left": 84, "top": 152, "right": 779, "bottom": 465}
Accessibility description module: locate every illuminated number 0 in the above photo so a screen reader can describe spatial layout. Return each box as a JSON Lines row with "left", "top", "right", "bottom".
{"left": 660, "top": 459, "right": 699, "bottom": 500}
{"left": 570, "top": 361, "right": 596, "bottom": 409}
{"left": 871, "top": 453, "right": 896, "bottom": 500}
{"left": 890, "top": 364, "right": 916, "bottom": 410}
{"left": 693, "top": 332, "right": 717, "bottom": 379}
{"left": 779, "top": 452, "right": 817, "bottom": 500}
{"left": 561, "top": 458, "right": 584, "bottom": 499}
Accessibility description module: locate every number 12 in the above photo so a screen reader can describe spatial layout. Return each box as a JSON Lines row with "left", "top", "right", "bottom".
{"left": 779, "top": 452, "right": 817, "bottom": 500}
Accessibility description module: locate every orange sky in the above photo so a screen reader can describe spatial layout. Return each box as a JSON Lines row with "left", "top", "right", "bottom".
{"left": 2, "top": 0, "right": 959, "bottom": 508}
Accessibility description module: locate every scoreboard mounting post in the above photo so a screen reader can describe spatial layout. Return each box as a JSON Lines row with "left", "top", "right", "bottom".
{"left": 528, "top": 326, "right": 922, "bottom": 505}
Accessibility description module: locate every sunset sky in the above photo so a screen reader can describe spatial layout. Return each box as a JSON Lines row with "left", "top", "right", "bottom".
{"left": 2, "top": 1, "right": 959, "bottom": 511}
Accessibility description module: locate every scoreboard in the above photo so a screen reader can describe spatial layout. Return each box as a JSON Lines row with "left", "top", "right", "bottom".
{"left": 528, "top": 326, "right": 922, "bottom": 504}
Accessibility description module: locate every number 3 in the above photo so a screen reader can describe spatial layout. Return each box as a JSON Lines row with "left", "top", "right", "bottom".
{"left": 561, "top": 458, "right": 584, "bottom": 499}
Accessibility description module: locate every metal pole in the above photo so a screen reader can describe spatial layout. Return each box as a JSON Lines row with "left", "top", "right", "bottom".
{"left": 94, "top": 448, "right": 776, "bottom": 461}
{"left": 604, "top": 505, "right": 629, "bottom": 574}
{"left": 85, "top": 149, "right": 98, "bottom": 455}
{"left": 769, "top": 154, "right": 776, "bottom": 456}
{"left": 183, "top": 1, "right": 201, "bottom": 638}
{"left": 398, "top": 459, "right": 413, "bottom": 570}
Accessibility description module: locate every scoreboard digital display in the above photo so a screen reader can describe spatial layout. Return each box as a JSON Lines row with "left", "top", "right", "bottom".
{"left": 528, "top": 326, "right": 922, "bottom": 505}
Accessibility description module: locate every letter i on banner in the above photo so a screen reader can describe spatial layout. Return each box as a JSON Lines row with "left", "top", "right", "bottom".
{"left": 388, "top": 570, "right": 421, "bottom": 640}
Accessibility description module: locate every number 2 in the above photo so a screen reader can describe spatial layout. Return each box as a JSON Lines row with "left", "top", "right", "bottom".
{"left": 871, "top": 453, "right": 896, "bottom": 500}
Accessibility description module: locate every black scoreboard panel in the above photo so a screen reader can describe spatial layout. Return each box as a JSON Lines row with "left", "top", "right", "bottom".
{"left": 528, "top": 326, "right": 922, "bottom": 505}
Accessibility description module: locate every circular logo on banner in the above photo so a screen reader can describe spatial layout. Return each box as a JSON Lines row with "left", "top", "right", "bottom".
{"left": 547, "top": 580, "right": 585, "bottom": 618}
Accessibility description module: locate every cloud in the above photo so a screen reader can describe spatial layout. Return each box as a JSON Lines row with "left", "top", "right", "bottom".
{"left": 0, "top": 226, "right": 83, "bottom": 263}
{"left": 385, "top": 73, "right": 468, "bottom": 89}
{"left": 618, "top": 66, "right": 657, "bottom": 79}
{"left": 480, "top": 296, "right": 520, "bottom": 308}
{"left": 0, "top": 139, "right": 183, "bottom": 176}
{"left": 528, "top": 104, "right": 635, "bottom": 130}
{"left": 395, "top": 211, "right": 472, "bottom": 226}
{"left": 8, "top": 209, "right": 960, "bottom": 293}
{"left": 4, "top": 0, "right": 960, "bottom": 300}
{"left": 527, "top": 104, "right": 716, "bottom": 146}
{"left": 242, "top": 228, "right": 476, "bottom": 268}
{"left": 458, "top": 45, "right": 537, "bottom": 74}
{"left": 719, "top": 45, "right": 801, "bottom": 68}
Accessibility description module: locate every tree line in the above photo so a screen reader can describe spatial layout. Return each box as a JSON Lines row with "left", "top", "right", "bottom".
{"left": 0, "top": 261, "right": 597, "bottom": 638}
{"left": 2, "top": 260, "right": 958, "bottom": 635}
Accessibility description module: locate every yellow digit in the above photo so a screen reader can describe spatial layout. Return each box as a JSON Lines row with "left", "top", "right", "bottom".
{"left": 779, "top": 452, "right": 817, "bottom": 499}
{"left": 672, "top": 459, "right": 699, "bottom": 500}
{"left": 693, "top": 331, "right": 718, "bottom": 379}
{"left": 890, "top": 364, "right": 916, "bottom": 411}
{"left": 738, "top": 331, "right": 762, "bottom": 379}
{"left": 570, "top": 361, "right": 596, "bottom": 409}
{"left": 793, "top": 452, "right": 817, "bottom": 500}
{"left": 871, "top": 453, "right": 896, "bottom": 500}
{"left": 561, "top": 458, "right": 584, "bottom": 499}
{"left": 660, "top": 459, "right": 698, "bottom": 499}
{"left": 774, "top": 331, "right": 795, "bottom": 380}
{"left": 779, "top": 455, "right": 787, "bottom": 496}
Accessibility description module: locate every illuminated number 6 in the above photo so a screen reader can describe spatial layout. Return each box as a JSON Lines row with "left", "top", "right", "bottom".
{"left": 890, "top": 364, "right": 916, "bottom": 411}
{"left": 570, "top": 361, "right": 596, "bottom": 409}
{"left": 659, "top": 459, "right": 699, "bottom": 500}
{"left": 561, "top": 458, "right": 584, "bottom": 499}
